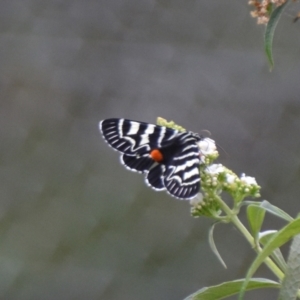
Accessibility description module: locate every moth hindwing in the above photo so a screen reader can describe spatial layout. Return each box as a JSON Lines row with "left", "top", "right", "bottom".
{"left": 99, "top": 118, "right": 202, "bottom": 200}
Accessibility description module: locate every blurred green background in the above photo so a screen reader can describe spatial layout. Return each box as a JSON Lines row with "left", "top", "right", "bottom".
{"left": 1, "top": 0, "right": 300, "bottom": 299}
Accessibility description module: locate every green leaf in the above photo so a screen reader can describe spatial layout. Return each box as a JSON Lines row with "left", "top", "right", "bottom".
{"left": 260, "top": 200, "right": 293, "bottom": 222}
{"left": 247, "top": 205, "right": 266, "bottom": 239}
{"left": 264, "top": 0, "right": 289, "bottom": 69}
{"left": 184, "top": 278, "right": 279, "bottom": 300}
{"left": 208, "top": 222, "right": 227, "bottom": 269}
{"left": 278, "top": 234, "right": 300, "bottom": 300}
{"left": 243, "top": 200, "right": 293, "bottom": 222}
{"left": 259, "top": 230, "right": 287, "bottom": 272}
{"left": 239, "top": 218, "right": 300, "bottom": 300}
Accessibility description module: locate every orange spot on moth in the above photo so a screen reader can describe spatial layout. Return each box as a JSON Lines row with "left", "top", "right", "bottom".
{"left": 150, "top": 149, "right": 164, "bottom": 162}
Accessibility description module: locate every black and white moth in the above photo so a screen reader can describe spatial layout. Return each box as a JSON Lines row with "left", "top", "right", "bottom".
{"left": 99, "top": 118, "right": 204, "bottom": 200}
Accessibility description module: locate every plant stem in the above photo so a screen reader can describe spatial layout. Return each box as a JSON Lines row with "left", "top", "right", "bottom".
{"left": 215, "top": 195, "right": 284, "bottom": 281}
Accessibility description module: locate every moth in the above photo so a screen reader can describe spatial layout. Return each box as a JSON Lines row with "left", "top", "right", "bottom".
{"left": 99, "top": 118, "right": 205, "bottom": 200}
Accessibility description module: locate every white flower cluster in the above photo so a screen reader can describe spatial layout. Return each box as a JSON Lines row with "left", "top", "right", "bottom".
{"left": 191, "top": 143, "right": 260, "bottom": 210}
{"left": 198, "top": 137, "right": 219, "bottom": 164}
{"left": 205, "top": 164, "right": 258, "bottom": 190}
{"left": 240, "top": 173, "right": 257, "bottom": 185}
{"left": 190, "top": 139, "right": 260, "bottom": 215}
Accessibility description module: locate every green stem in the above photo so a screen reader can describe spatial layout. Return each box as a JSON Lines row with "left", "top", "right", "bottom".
{"left": 215, "top": 195, "right": 284, "bottom": 281}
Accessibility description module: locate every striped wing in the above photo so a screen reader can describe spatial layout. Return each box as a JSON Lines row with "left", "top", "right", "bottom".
{"left": 145, "top": 164, "right": 166, "bottom": 191}
{"left": 163, "top": 139, "right": 201, "bottom": 199}
{"left": 100, "top": 118, "right": 178, "bottom": 171}
{"left": 99, "top": 118, "right": 179, "bottom": 154}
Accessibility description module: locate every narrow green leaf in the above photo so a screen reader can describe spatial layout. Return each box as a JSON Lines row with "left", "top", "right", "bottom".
{"left": 260, "top": 200, "right": 293, "bottom": 222}
{"left": 243, "top": 200, "right": 293, "bottom": 222}
{"left": 264, "top": 0, "right": 289, "bottom": 69}
{"left": 259, "top": 230, "right": 287, "bottom": 272}
{"left": 278, "top": 234, "right": 300, "bottom": 300}
{"left": 239, "top": 218, "right": 300, "bottom": 300}
{"left": 208, "top": 222, "right": 227, "bottom": 269}
{"left": 247, "top": 205, "right": 266, "bottom": 238}
{"left": 184, "top": 278, "right": 279, "bottom": 300}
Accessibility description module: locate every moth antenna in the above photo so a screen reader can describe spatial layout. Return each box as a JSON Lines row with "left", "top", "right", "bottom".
{"left": 217, "top": 143, "right": 229, "bottom": 158}
{"left": 200, "top": 129, "right": 211, "bottom": 137}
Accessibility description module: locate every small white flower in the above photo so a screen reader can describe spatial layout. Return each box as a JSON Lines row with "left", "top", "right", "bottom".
{"left": 240, "top": 173, "right": 257, "bottom": 185}
{"left": 226, "top": 173, "right": 236, "bottom": 184}
{"left": 190, "top": 193, "right": 203, "bottom": 206}
{"left": 198, "top": 138, "right": 217, "bottom": 155}
{"left": 206, "top": 164, "right": 224, "bottom": 175}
